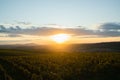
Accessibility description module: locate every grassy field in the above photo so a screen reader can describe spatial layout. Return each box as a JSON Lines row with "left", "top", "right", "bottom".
{"left": 0, "top": 49, "right": 120, "bottom": 80}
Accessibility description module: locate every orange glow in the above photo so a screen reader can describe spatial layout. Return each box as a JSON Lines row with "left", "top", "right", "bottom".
{"left": 50, "top": 33, "right": 71, "bottom": 44}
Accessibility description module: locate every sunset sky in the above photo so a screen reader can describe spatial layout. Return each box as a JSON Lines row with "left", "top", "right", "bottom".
{"left": 0, "top": 0, "right": 120, "bottom": 45}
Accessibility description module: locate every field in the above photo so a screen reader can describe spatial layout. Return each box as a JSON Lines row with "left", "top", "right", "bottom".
{"left": 0, "top": 49, "right": 120, "bottom": 80}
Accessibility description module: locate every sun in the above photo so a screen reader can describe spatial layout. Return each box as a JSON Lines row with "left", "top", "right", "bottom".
{"left": 50, "top": 33, "right": 71, "bottom": 44}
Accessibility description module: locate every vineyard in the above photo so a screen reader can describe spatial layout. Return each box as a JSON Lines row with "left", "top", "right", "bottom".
{"left": 0, "top": 50, "right": 120, "bottom": 80}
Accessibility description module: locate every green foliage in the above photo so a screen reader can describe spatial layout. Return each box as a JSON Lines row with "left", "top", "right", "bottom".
{"left": 0, "top": 51, "right": 120, "bottom": 80}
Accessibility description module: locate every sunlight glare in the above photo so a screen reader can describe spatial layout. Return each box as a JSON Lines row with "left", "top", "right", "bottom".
{"left": 50, "top": 34, "right": 71, "bottom": 44}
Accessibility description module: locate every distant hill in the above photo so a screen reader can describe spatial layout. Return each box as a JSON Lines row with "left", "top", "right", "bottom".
{"left": 0, "top": 42, "right": 120, "bottom": 53}
{"left": 68, "top": 42, "right": 120, "bottom": 52}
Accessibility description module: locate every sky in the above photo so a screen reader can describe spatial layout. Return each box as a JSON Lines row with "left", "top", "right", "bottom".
{"left": 0, "top": 0, "right": 120, "bottom": 44}
{"left": 0, "top": 0, "right": 120, "bottom": 27}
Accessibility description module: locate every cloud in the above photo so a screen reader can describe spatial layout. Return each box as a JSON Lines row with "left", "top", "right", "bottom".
{"left": 0, "top": 25, "right": 6, "bottom": 32}
{"left": 98, "top": 23, "right": 120, "bottom": 30}
{"left": 16, "top": 21, "right": 31, "bottom": 25}
{"left": 0, "top": 33, "right": 22, "bottom": 37}
{"left": 0, "top": 22, "right": 120, "bottom": 37}
{"left": 0, "top": 24, "right": 94, "bottom": 36}
{"left": 0, "top": 25, "right": 23, "bottom": 34}
{"left": 7, "top": 34, "right": 22, "bottom": 37}
{"left": 96, "top": 23, "right": 120, "bottom": 37}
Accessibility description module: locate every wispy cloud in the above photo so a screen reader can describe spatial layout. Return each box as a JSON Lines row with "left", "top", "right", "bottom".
{"left": 16, "top": 21, "right": 32, "bottom": 25}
